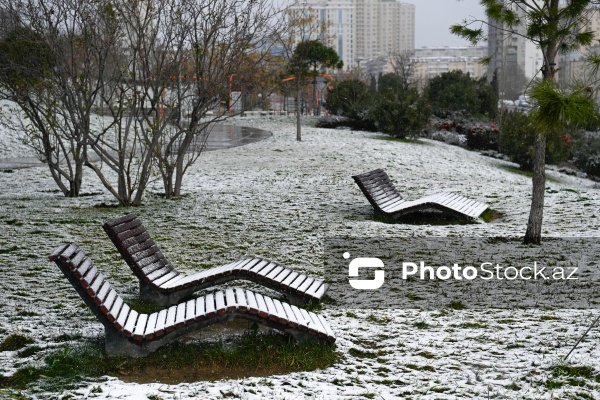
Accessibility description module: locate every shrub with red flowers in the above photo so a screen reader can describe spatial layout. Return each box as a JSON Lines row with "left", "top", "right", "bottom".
{"left": 465, "top": 121, "right": 500, "bottom": 151}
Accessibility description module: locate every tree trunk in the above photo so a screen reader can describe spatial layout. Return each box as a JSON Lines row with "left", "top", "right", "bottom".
{"left": 524, "top": 132, "right": 546, "bottom": 244}
{"left": 296, "top": 78, "right": 302, "bottom": 141}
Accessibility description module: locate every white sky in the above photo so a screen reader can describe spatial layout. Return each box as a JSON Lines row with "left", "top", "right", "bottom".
{"left": 415, "top": 0, "right": 487, "bottom": 48}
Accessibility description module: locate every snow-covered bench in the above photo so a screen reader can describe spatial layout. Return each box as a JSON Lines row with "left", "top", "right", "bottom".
{"left": 103, "top": 215, "right": 329, "bottom": 307}
{"left": 49, "top": 243, "right": 336, "bottom": 357}
{"left": 352, "top": 168, "right": 489, "bottom": 220}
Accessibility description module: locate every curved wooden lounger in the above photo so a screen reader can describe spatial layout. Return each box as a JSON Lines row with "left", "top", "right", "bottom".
{"left": 103, "top": 215, "right": 329, "bottom": 307}
{"left": 352, "top": 168, "right": 489, "bottom": 220}
{"left": 49, "top": 244, "right": 335, "bottom": 357}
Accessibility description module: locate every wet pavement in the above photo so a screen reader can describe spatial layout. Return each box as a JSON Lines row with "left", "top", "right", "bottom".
{"left": 0, "top": 124, "right": 272, "bottom": 170}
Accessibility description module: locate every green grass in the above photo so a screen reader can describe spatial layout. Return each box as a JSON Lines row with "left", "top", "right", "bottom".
{"left": 447, "top": 300, "right": 467, "bottom": 310}
{"left": 480, "top": 208, "right": 503, "bottom": 223}
{"left": 0, "top": 330, "right": 339, "bottom": 390}
{"left": 370, "top": 135, "right": 428, "bottom": 145}
{"left": 498, "top": 165, "right": 561, "bottom": 183}
{"left": 545, "top": 364, "right": 600, "bottom": 389}
{"left": 0, "top": 334, "right": 34, "bottom": 351}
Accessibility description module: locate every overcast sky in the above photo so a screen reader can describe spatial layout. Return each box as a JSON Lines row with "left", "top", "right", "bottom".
{"left": 415, "top": 0, "right": 487, "bottom": 48}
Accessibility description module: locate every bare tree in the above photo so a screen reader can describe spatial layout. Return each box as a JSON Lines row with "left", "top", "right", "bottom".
{"left": 148, "top": 0, "right": 286, "bottom": 198}
{"left": 84, "top": 0, "right": 175, "bottom": 206}
{"left": 390, "top": 50, "right": 417, "bottom": 91}
{"left": 0, "top": 0, "right": 120, "bottom": 197}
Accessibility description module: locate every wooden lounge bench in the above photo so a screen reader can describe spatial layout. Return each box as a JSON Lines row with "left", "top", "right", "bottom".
{"left": 103, "top": 214, "right": 329, "bottom": 307}
{"left": 352, "top": 168, "right": 489, "bottom": 220}
{"left": 49, "top": 243, "right": 335, "bottom": 357}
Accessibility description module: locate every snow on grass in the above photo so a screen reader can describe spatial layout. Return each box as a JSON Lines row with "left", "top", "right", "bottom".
{"left": 1, "top": 115, "right": 600, "bottom": 399}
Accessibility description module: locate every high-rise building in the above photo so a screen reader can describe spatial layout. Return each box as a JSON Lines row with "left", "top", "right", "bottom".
{"left": 487, "top": 1, "right": 543, "bottom": 98}
{"left": 290, "top": 0, "right": 415, "bottom": 69}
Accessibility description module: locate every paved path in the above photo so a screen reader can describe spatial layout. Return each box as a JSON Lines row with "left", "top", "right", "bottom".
{"left": 0, "top": 124, "right": 272, "bottom": 170}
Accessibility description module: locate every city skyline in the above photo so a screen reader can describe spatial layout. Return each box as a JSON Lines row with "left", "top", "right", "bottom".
{"left": 283, "top": 0, "right": 487, "bottom": 48}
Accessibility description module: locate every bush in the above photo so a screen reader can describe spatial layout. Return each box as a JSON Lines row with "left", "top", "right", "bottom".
{"left": 425, "top": 71, "right": 497, "bottom": 118}
{"left": 465, "top": 122, "right": 499, "bottom": 151}
{"left": 499, "top": 111, "right": 571, "bottom": 170}
{"left": 572, "top": 131, "right": 600, "bottom": 179}
{"left": 324, "top": 79, "right": 374, "bottom": 123}
{"left": 369, "top": 74, "right": 431, "bottom": 138}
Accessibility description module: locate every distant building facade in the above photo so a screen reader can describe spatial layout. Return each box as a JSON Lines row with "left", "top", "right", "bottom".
{"left": 290, "top": 0, "right": 415, "bottom": 69}
{"left": 557, "top": 6, "right": 600, "bottom": 96}
{"left": 413, "top": 47, "right": 487, "bottom": 86}
{"left": 362, "top": 46, "right": 487, "bottom": 91}
{"left": 486, "top": 1, "right": 543, "bottom": 99}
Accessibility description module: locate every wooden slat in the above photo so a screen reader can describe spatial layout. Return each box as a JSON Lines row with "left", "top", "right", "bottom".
{"left": 205, "top": 293, "right": 216, "bottom": 317}
{"left": 316, "top": 314, "right": 335, "bottom": 340}
{"left": 136, "top": 252, "right": 166, "bottom": 268}
{"left": 290, "top": 305, "right": 308, "bottom": 330}
{"left": 133, "top": 313, "right": 148, "bottom": 341}
{"left": 235, "top": 288, "right": 248, "bottom": 312}
{"left": 240, "top": 258, "right": 263, "bottom": 271}
{"left": 306, "top": 311, "right": 326, "bottom": 336}
{"left": 59, "top": 244, "right": 79, "bottom": 260}
{"left": 116, "top": 224, "right": 146, "bottom": 242}
{"left": 165, "top": 306, "right": 177, "bottom": 332}
{"left": 93, "top": 281, "right": 111, "bottom": 305}
{"left": 73, "top": 258, "right": 93, "bottom": 279}
{"left": 246, "top": 290, "right": 259, "bottom": 314}
{"left": 297, "top": 277, "right": 315, "bottom": 293}
{"left": 122, "top": 310, "right": 139, "bottom": 337}
{"left": 254, "top": 293, "right": 269, "bottom": 318}
{"left": 99, "top": 289, "right": 117, "bottom": 314}
{"left": 215, "top": 291, "right": 226, "bottom": 315}
{"left": 146, "top": 267, "right": 173, "bottom": 283}
{"left": 103, "top": 214, "right": 137, "bottom": 228}
{"left": 107, "top": 296, "right": 123, "bottom": 322}
{"left": 272, "top": 299, "right": 288, "bottom": 324}
{"left": 142, "top": 312, "right": 158, "bottom": 340}
{"left": 153, "top": 309, "right": 168, "bottom": 337}
{"left": 282, "top": 302, "right": 298, "bottom": 328}
{"left": 299, "top": 309, "right": 316, "bottom": 333}
{"left": 225, "top": 288, "right": 237, "bottom": 312}
{"left": 311, "top": 282, "right": 329, "bottom": 300}
{"left": 144, "top": 312, "right": 158, "bottom": 340}
{"left": 109, "top": 218, "right": 143, "bottom": 235}
{"left": 273, "top": 268, "right": 293, "bottom": 284}
{"left": 248, "top": 260, "right": 270, "bottom": 274}
{"left": 70, "top": 250, "right": 86, "bottom": 270}
{"left": 289, "top": 274, "right": 308, "bottom": 291}
{"left": 125, "top": 238, "right": 155, "bottom": 257}
{"left": 305, "top": 280, "right": 324, "bottom": 298}
{"left": 48, "top": 244, "right": 70, "bottom": 261}
{"left": 114, "top": 303, "right": 131, "bottom": 330}
{"left": 195, "top": 296, "right": 206, "bottom": 321}
{"left": 158, "top": 274, "right": 188, "bottom": 289}
{"left": 88, "top": 273, "right": 105, "bottom": 297}
{"left": 265, "top": 266, "right": 284, "bottom": 280}
{"left": 80, "top": 265, "right": 98, "bottom": 288}
{"left": 281, "top": 271, "right": 299, "bottom": 287}
{"left": 185, "top": 299, "right": 196, "bottom": 324}
{"left": 174, "top": 303, "right": 186, "bottom": 328}
{"left": 153, "top": 271, "right": 180, "bottom": 288}
{"left": 263, "top": 296, "right": 279, "bottom": 321}
{"left": 140, "top": 259, "right": 171, "bottom": 278}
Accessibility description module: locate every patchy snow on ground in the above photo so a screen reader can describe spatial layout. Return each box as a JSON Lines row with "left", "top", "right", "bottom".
{"left": 1, "top": 115, "right": 600, "bottom": 399}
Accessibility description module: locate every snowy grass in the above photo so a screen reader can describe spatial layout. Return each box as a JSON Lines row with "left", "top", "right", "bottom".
{"left": 1, "top": 115, "right": 600, "bottom": 398}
